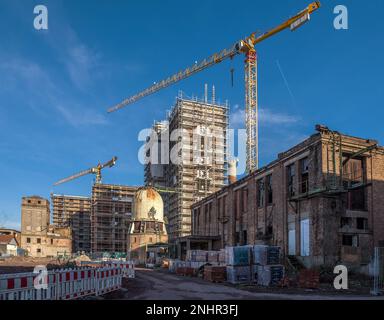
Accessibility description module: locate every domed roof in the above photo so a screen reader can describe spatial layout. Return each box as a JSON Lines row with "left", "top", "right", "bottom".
{"left": 133, "top": 186, "right": 164, "bottom": 221}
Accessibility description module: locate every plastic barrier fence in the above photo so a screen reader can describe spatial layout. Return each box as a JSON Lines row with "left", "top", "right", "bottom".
{"left": 0, "top": 266, "right": 122, "bottom": 300}
{"left": 103, "top": 260, "right": 135, "bottom": 278}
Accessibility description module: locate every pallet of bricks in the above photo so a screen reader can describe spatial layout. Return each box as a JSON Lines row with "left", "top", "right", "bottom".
{"left": 298, "top": 269, "right": 319, "bottom": 289}
{"left": 204, "top": 266, "right": 227, "bottom": 283}
{"left": 225, "top": 246, "right": 252, "bottom": 284}
{"left": 253, "top": 245, "right": 284, "bottom": 286}
{"left": 184, "top": 250, "right": 208, "bottom": 276}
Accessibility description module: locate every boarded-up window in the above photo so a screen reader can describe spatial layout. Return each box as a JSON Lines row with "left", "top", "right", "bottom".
{"left": 300, "top": 219, "right": 310, "bottom": 256}
{"left": 257, "top": 179, "right": 264, "bottom": 208}
{"left": 266, "top": 175, "right": 273, "bottom": 204}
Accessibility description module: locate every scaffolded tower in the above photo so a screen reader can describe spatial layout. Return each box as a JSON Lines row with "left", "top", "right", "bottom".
{"left": 145, "top": 91, "right": 229, "bottom": 240}
{"left": 51, "top": 194, "right": 91, "bottom": 253}
{"left": 91, "top": 184, "right": 137, "bottom": 254}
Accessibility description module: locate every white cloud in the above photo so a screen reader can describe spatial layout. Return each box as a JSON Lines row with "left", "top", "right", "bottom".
{"left": 56, "top": 104, "right": 108, "bottom": 127}
{"left": 229, "top": 105, "right": 300, "bottom": 128}
{"left": 0, "top": 57, "right": 108, "bottom": 128}
{"left": 65, "top": 43, "right": 100, "bottom": 90}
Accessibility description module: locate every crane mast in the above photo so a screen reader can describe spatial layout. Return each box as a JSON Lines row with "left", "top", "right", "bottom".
{"left": 108, "top": 2, "right": 321, "bottom": 173}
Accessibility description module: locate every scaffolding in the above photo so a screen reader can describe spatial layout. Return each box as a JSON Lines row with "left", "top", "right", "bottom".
{"left": 51, "top": 194, "right": 91, "bottom": 253}
{"left": 161, "top": 92, "right": 229, "bottom": 240}
{"left": 90, "top": 184, "right": 137, "bottom": 254}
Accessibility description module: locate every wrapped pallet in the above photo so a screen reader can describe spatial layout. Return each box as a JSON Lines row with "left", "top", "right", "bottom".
{"left": 207, "top": 251, "right": 219, "bottom": 264}
{"left": 253, "top": 245, "right": 281, "bottom": 265}
{"left": 226, "top": 246, "right": 252, "bottom": 266}
{"left": 226, "top": 266, "right": 252, "bottom": 284}
{"left": 218, "top": 249, "right": 226, "bottom": 264}
{"left": 187, "top": 250, "right": 208, "bottom": 262}
{"left": 257, "top": 265, "right": 285, "bottom": 286}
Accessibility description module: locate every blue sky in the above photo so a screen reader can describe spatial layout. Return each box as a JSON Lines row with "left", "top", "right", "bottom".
{"left": 0, "top": 0, "right": 383, "bottom": 229}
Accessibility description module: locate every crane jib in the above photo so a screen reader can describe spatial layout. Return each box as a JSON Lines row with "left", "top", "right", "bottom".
{"left": 290, "top": 12, "right": 311, "bottom": 31}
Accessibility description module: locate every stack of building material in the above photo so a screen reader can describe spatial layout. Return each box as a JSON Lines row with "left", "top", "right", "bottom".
{"left": 225, "top": 246, "right": 252, "bottom": 284}
{"left": 257, "top": 265, "right": 285, "bottom": 286}
{"left": 298, "top": 269, "right": 320, "bottom": 289}
{"left": 253, "top": 245, "right": 284, "bottom": 286}
{"left": 207, "top": 251, "right": 219, "bottom": 264}
{"left": 253, "top": 245, "right": 281, "bottom": 265}
{"left": 218, "top": 249, "right": 226, "bottom": 264}
{"left": 187, "top": 250, "right": 208, "bottom": 262}
{"left": 226, "top": 246, "right": 252, "bottom": 266}
{"left": 227, "top": 266, "right": 252, "bottom": 284}
{"left": 204, "top": 266, "right": 227, "bottom": 282}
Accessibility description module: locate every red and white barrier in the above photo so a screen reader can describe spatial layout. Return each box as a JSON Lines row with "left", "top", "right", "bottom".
{"left": 0, "top": 266, "right": 122, "bottom": 300}
{"left": 80, "top": 260, "right": 135, "bottom": 279}
{"left": 103, "top": 260, "right": 135, "bottom": 279}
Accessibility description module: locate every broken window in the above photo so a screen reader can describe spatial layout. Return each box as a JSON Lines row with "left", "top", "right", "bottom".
{"left": 346, "top": 186, "right": 366, "bottom": 211}
{"left": 266, "top": 175, "right": 273, "bottom": 205}
{"left": 242, "top": 230, "right": 247, "bottom": 244}
{"left": 342, "top": 234, "right": 359, "bottom": 247}
{"left": 356, "top": 217, "right": 368, "bottom": 230}
{"left": 300, "top": 157, "right": 309, "bottom": 194}
{"left": 340, "top": 217, "right": 352, "bottom": 228}
{"left": 343, "top": 157, "right": 364, "bottom": 187}
{"left": 241, "top": 187, "right": 248, "bottom": 212}
{"left": 257, "top": 179, "right": 264, "bottom": 208}
{"left": 287, "top": 164, "right": 295, "bottom": 197}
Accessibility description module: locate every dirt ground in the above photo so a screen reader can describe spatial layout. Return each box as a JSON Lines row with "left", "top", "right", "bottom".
{"left": 100, "top": 268, "right": 384, "bottom": 300}
{"left": 0, "top": 256, "right": 70, "bottom": 274}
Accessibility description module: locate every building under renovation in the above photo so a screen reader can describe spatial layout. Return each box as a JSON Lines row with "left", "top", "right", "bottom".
{"left": 51, "top": 194, "right": 91, "bottom": 253}
{"left": 20, "top": 196, "right": 72, "bottom": 257}
{"left": 127, "top": 187, "right": 168, "bottom": 264}
{"left": 91, "top": 184, "right": 138, "bottom": 254}
{"left": 191, "top": 125, "right": 384, "bottom": 271}
{"left": 145, "top": 90, "right": 229, "bottom": 241}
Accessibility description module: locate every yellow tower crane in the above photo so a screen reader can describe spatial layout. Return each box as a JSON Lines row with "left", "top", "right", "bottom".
{"left": 108, "top": 2, "right": 321, "bottom": 173}
{"left": 53, "top": 156, "right": 118, "bottom": 186}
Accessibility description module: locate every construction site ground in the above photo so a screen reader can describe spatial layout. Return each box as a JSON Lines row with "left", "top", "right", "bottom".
{"left": 0, "top": 256, "right": 73, "bottom": 274}
{"left": 100, "top": 267, "right": 384, "bottom": 300}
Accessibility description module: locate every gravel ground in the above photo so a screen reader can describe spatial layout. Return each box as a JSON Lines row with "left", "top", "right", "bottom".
{"left": 100, "top": 268, "right": 384, "bottom": 300}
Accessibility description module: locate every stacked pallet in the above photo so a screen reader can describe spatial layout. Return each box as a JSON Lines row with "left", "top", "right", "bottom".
{"left": 253, "top": 245, "right": 284, "bottom": 286}
{"left": 298, "top": 269, "right": 319, "bottom": 289}
{"left": 204, "top": 266, "right": 227, "bottom": 283}
{"left": 257, "top": 265, "right": 285, "bottom": 286}
{"left": 187, "top": 250, "right": 208, "bottom": 262}
{"left": 253, "top": 245, "right": 281, "bottom": 265}
{"left": 225, "top": 246, "right": 252, "bottom": 284}
{"left": 218, "top": 249, "right": 226, "bottom": 264}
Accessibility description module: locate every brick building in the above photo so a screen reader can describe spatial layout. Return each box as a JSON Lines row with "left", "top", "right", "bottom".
{"left": 191, "top": 126, "right": 384, "bottom": 270}
{"left": 20, "top": 196, "right": 72, "bottom": 257}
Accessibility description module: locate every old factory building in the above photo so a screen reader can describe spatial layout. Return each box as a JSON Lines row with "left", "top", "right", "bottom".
{"left": 20, "top": 196, "right": 72, "bottom": 257}
{"left": 191, "top": 125, "right": 384, "bottom": 269}
{"left": 145, "top": 91, "right": 229, "bottom": 241}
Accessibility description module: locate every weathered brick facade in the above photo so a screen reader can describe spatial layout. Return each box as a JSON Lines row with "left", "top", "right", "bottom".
{"left": 191, "top": 126, "right": 384, "bottom": 269}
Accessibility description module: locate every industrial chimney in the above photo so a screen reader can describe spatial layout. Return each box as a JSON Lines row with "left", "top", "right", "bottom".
{"left": 228, "top": 159, "right": 238, "bottom": 184}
